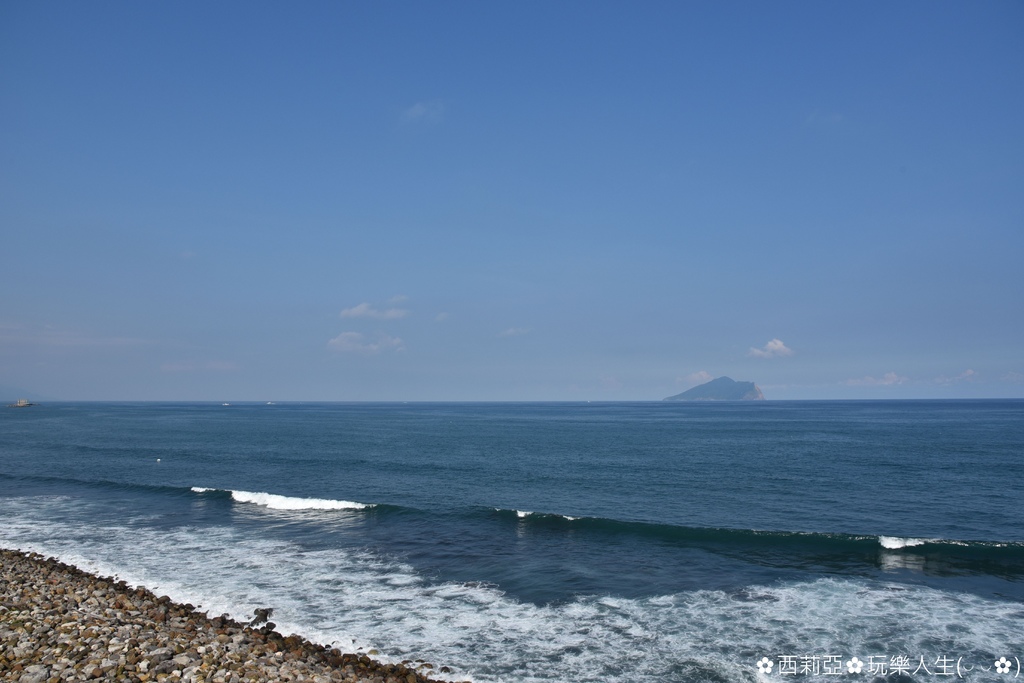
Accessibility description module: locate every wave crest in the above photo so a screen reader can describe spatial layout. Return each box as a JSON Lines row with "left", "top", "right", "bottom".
{"left": 192, "top": 487, "right": 369, "bottom": 511}
{"left": 879, "top": 536, "right": 928, "bottom": 549}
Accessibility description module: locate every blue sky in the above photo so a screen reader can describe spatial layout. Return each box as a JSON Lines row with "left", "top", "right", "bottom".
{"left": 1, "top": 1, "right": 1022, "bottom": 401}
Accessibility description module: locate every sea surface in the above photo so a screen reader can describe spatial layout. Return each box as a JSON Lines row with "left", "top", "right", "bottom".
{"left": 1, "top": 401, "right": 1022, "bottom": 682}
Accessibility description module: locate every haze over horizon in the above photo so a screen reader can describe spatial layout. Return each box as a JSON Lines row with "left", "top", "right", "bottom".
{"left": 2, "top": 2, "right": 1022, "bottom": 401}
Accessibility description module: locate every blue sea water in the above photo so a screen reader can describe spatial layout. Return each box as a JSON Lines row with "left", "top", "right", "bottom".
{"left": 1, "top": 400, "right": 1022, "bottom": 682}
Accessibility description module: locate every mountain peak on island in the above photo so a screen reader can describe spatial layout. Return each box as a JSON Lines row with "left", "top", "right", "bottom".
{"left": 663, "top": 376, "right": 765, "bottom": 401}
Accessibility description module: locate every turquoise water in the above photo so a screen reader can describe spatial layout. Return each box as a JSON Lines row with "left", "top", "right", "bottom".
{"left": 1, "top": 401, "right": 1022, "bottom": 681}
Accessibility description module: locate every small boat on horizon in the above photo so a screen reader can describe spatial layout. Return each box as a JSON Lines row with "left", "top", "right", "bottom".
{"left": 6, "top": 399, "right": 37, "bottom": 408}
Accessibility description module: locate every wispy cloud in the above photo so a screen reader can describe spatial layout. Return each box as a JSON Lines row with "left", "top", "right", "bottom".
{"left": 340, "top": 302, "right": 409, "bottom": 320}
{"left": 748, "top": 338, "right": 794, "bottom": 359}
{"left": 935, "top": 369, "right": 976, "bottom": 385}
{"left": 0, "top": 322, "right": 149, "bottom": 348}
{"left": 434, "top": 312, "right": 450, "bottom": 322}
{"left": 677, "top": 371, "right": 713, "bottom": 387}
{"left": 805, "top": 109, "right": 845, "bottom": 126}
{"left": 1003, "top": 371, "right": 1024, "bottom": 384}
{"left": 498, "top": 327, "right": 529, "bottom": 338}
{"left": 160, "top": 360, "right": 238, "bottom": 373}
{"left": 845, "top": 372, "right": 909, "bottom": 387}
{"left": 328, "top": 332, "right": 404, "bottom": 354}
{"left": 401, "top": 100, "right": 444, "bottom": 124}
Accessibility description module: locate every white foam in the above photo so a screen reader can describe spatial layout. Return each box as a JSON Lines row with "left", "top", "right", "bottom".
{"left": 191, "top": 487, "right": 214, "bottom": 493}
{"left": 496, "top": 508, "right": 579, "bottom": 521}
{"left": 879, "top": 536, "right": 927, "bottom": 549}
{"left": 230, "top": 490, "right": 370, "bottom": 510}
{"left": 2, "top": 496, "right": 1021, "bottom": 683}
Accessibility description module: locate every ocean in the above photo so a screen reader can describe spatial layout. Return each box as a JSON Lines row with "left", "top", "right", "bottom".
{"left": 1, "top": 400, "right": 1022, "bottom": 682}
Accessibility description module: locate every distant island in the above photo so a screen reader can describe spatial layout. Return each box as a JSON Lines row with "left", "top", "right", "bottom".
{"left": 664, "top": 376, "right": 765, "bottom": 401}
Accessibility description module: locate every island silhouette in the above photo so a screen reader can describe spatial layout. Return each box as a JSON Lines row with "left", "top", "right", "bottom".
{"left": 664, "top": 376, "right": 765, "bottom": 401}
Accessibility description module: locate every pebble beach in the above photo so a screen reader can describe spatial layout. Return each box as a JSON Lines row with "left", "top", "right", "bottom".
{"left": 0, "top": 548, "right": 453, "bottom": 683}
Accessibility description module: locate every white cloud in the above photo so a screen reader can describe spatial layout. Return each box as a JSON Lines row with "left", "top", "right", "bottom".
{"left": 677, "top": 371, "right": 713, "bottom": 387}
{"left": 402, "top": 100, "right": 444, "bottom": 124}
{"left": 1003, "top": 371, "right": 1024, "bottom": 384}
{"left": 340, "top": 302, "right": 409, "bottom": 320}
{"left": 498, "top": 327, "right": 529, "bottom": 338}
{"left": 327, "top": 332, "right": 404, "bottom": 354}
{"left": 845, "top": 372, "right": 909, "bottom": 387}
{"left": 748, "top": 338, "right": 794, "bottom": 359}
{"left": 434, "top": 312, "right": 450, "bottom": 322}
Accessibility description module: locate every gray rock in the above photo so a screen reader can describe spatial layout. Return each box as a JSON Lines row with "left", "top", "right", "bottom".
{"left": 147, "top": 647, "right": 174, "bottom": 664}
{"left": 18, "top": 665, "right": 49, "bottom": 683}
{"left": 152, "top": 659, "right": 177, "bottom": 675}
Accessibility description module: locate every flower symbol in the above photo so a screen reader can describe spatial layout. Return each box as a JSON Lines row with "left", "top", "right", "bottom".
{"left": 756, "top": 657, "right": 774, "bottom": 674}
{"left": 847, "top": 657, "right": 864, "bottom": 674}
{"left": 995, "top": 657, "right": 1012, "bottom": 674}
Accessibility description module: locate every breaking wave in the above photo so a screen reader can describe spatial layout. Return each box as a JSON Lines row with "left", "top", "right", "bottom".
{"left": 192, "top": 487, "right": 371, "bottom": 511}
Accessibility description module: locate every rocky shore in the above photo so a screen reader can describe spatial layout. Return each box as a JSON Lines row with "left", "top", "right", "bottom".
{"left": 1, "top": 548, "right": 456, "bottom": 683}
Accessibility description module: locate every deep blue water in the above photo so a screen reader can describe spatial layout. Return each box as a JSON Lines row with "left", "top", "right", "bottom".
{"left": 2, "top": 401, "right": 1023, "bottom": 682}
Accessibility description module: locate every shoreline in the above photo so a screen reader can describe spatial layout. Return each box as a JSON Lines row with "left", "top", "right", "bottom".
{"left": 1, "top": 548, "right": 456, "bottom": 683}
